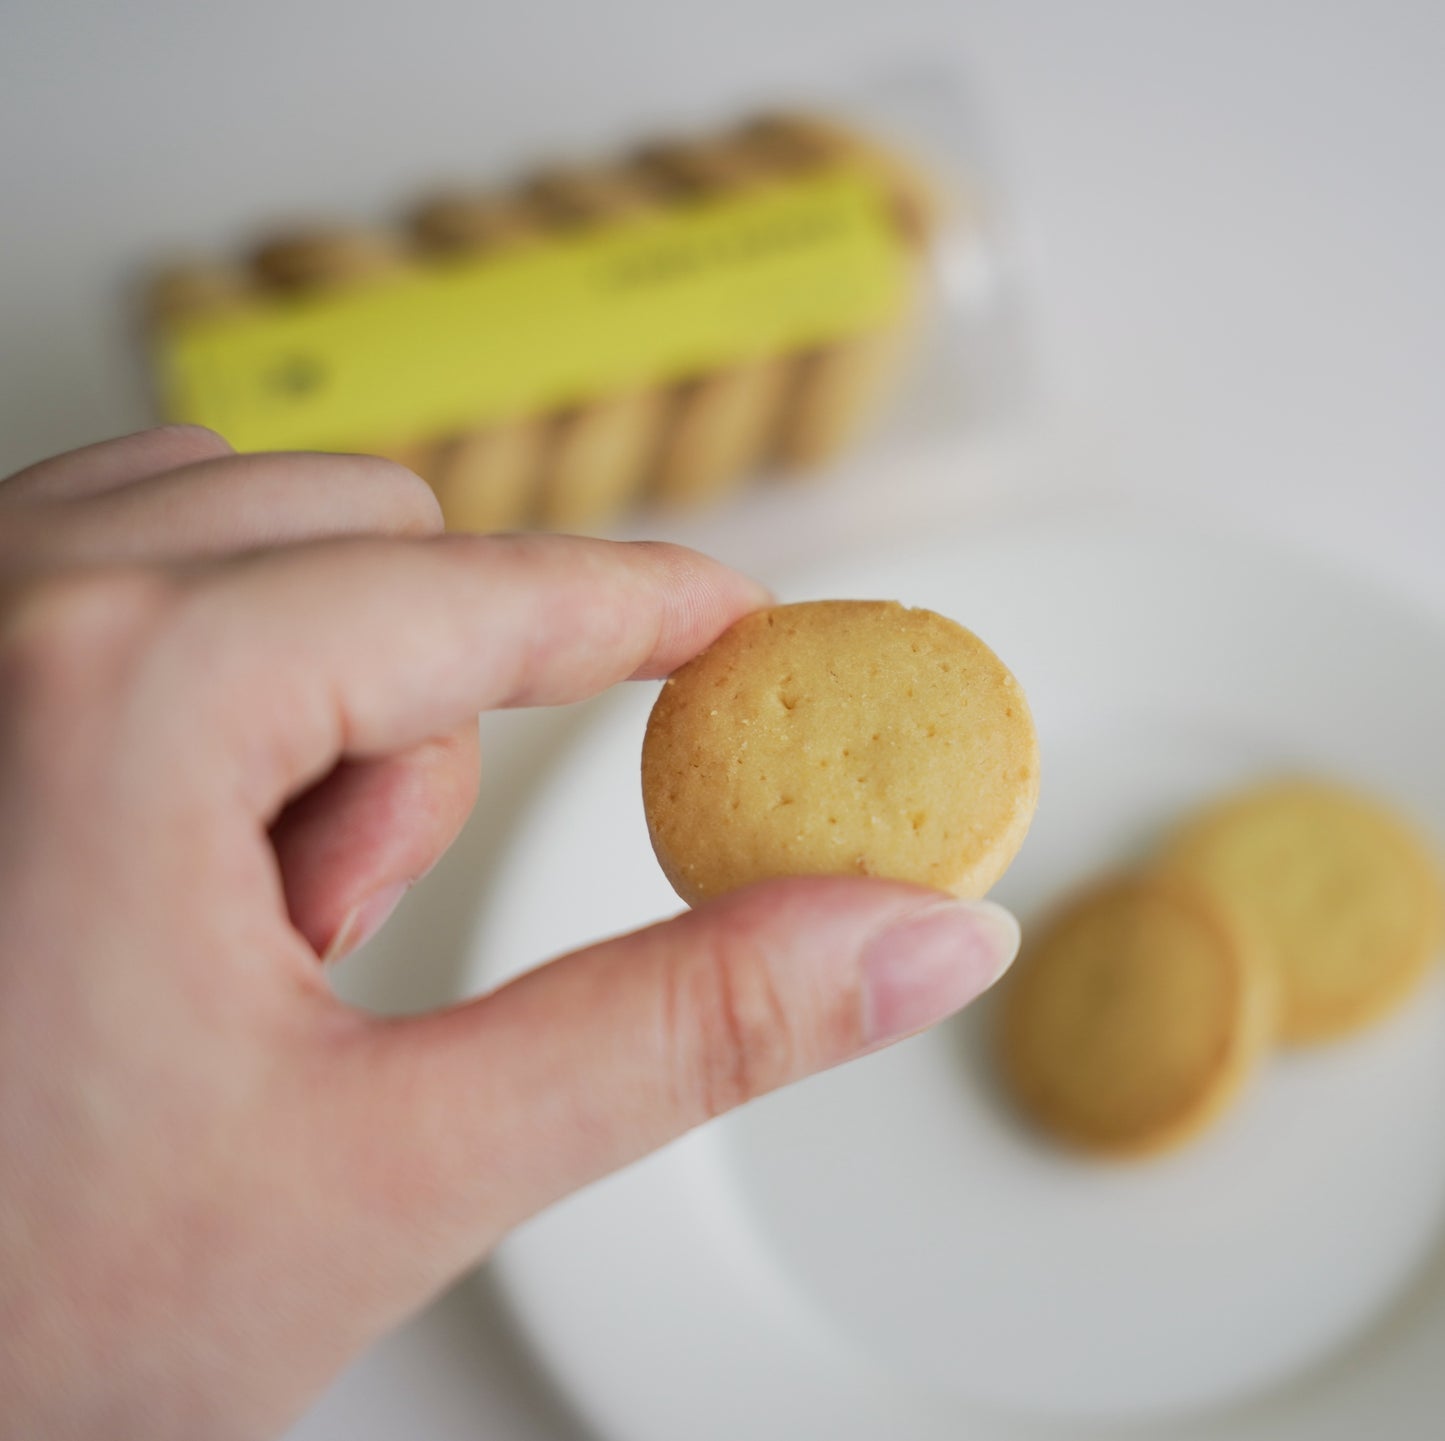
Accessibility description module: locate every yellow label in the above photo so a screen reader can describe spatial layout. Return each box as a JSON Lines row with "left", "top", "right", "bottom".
{"left": 154, "top": 167, "right": 911, "bottom": 454}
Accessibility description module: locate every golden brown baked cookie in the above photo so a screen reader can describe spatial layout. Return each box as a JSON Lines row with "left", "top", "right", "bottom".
{"left": 407, "top": 194, "right": 546, "bottom": 529}
{"left": 1161, "top": 779, "right": 1444, "bottom": 1044}
{"left": 409, "top": 191, "right": 538, "bottom": 255}
{"left": 733, "top": 113, "right": 928, "bottom": 469}
{"left": 250, "top": 227, "right": 409, "bottom": 292}
{"left": 631, "top": 139, "right": 791, "bottom": 509}
{"left": 525, "top": 168, "right": 665, "bottom": 531}
{"left": 145, "top": 260, "right": 257, "bottom": 328}
{"left": 646, "top": 360, "right": 790, "bottom": 509}
{"left": 999, "top": 875, "right": 1274, "bottom": 1157}
{"left": 735, "top": 112, "right": 943, "bottom": 250}
{"left": 770, "top": 323, "right": 918, "bottom": 468}
{"left": 428, "top": 422, "right": 544, "bottom": 532}
{"left": 641, "top": 600, "right": 1038, "bottom": 906}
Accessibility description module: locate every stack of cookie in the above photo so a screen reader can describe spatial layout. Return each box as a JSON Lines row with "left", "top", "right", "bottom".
{"left": 1000, "top": 781, "right": 1445, "bottom": 1157}
{"left": 145, "top": 113, "right": 940, "bottom": 534}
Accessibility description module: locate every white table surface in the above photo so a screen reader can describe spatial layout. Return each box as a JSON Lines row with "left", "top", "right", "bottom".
{"left": 4, "top": 3, "right": 1443, "bottom": 1436}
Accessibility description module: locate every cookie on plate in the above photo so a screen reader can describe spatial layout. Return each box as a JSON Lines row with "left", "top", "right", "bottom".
{"left": 1162, "top": 779, "right": 1444, "bottom": 1044}
{"left": 641, "top": 599, "right": 1038, "bottom": 907}
{"left": 999, "top": 874, "right": 1275, "bottom": 1157}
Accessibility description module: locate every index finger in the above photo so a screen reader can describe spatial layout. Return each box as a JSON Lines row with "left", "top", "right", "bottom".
{"left": 165, "top": 533, "right": 768, "bottom": 816}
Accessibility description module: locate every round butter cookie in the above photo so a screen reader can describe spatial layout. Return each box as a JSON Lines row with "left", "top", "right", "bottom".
{"left": 999, "top": 875, "right": 1274, "bottom": 1157}
{"left": 1163, "top": 780, "right": 1443, "bottom": 1044}
{"left": 641, "top": 600, "right": 1038, "bottom": 907}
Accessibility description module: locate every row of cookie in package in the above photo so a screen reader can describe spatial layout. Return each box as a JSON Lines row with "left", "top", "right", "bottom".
{"left": 142, "top": 104, "right": 998, "bottom": 534}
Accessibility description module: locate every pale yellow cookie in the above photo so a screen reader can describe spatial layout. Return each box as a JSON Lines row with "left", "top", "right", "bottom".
{"left": 631, "top": 139, "right": 790, "bottom": 509}
{"left": 647, "top": 360, "right": 789, "bottom": 509}
{"left": 407, "top": 194, "right": 545, "bottom": 529}
{"left": 1162, "top": 780, "right": 1444, "bottom": 1044}
{"left": 524, "top": 165, "right": 656, "bottom": 229}
{"left": 641, "top": 600, "right": 1038, "bottom": 907}
{"left": 428, "top": 421, "right": 544, "bottom": 532}
{"left": 409, "top": 191, "right": 537, "bottom": 255}
{"left": 770, "top": 323, "right": 918, "bottom": 468}
{"left": 735, "top": 112, "right": 943, "bottom": 249}
{"left": 732, "top": 113, "right": 928, "bottom": 470}
{"left": 524, "top": 168, "right": 664, "bottom": 530}
{"left": 999, "top": 875, "right": 1275, "bottom": 1157}
{"left": 250, "top": 227, "right": 409, "bottom": 292}
{"left": 146, "top": 259, "right": 257, "bottom": 328}
{"left": 536, "top": 391, "right": 665, "bottom": 532}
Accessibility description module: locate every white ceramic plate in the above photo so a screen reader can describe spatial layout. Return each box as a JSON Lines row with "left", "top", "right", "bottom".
{"left": 463, "top": 516, "right": 1445, "bottom": 1441}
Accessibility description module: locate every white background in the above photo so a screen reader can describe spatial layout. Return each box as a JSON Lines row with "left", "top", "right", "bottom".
{"left": 3, "top": 3, "right": 1443, "bottom": 1437}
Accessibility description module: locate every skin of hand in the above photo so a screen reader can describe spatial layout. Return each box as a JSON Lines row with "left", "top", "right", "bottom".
{"left": 0, "top": 427, "right": 1021, "bottom": 1440}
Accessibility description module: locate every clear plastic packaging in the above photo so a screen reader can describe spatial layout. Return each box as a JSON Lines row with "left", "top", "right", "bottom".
{"left": 142, "top": 68, "right": 1021, "bottom": 533}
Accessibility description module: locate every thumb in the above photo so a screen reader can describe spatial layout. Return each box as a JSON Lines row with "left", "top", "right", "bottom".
{"left": 340, "top": 877, "right": 1019, "bottom": 1269}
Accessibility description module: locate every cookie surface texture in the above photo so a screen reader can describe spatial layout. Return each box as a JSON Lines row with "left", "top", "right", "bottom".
{"left": 1163, "top": 780, "right": 1443, "bottom": 1044}
{"left": 999, "top": 875, "right": 1274, "bottom": 1156}
{"left": 641, "top": 600, "right": 1038, "bottom": 906}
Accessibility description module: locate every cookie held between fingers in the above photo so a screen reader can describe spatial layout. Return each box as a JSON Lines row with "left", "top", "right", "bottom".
{"left": 1162, "top": 780, "right": 1445, "bottom": 1045}
{"left": 641, "top": 600, "right": 1038, "bottom": 907}
{"left": 1000, "top": 875, "right": 1275, "bottom": 1157}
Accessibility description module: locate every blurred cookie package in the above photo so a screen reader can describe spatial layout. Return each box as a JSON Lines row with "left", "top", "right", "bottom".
{"left": 141, "top": 77, "right": 1016, "bottom": 533}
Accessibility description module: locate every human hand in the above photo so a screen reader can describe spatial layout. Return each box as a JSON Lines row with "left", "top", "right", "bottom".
{"left": 0, "top": 428, "right": 1020, "bottom": 1439}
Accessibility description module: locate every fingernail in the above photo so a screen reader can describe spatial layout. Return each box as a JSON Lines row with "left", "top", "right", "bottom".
{"left": 860, "top": 899, "right": 1021, "bottom": 1045}
{"left": 323, "top": 881, "right": 409, "bottom": 963}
